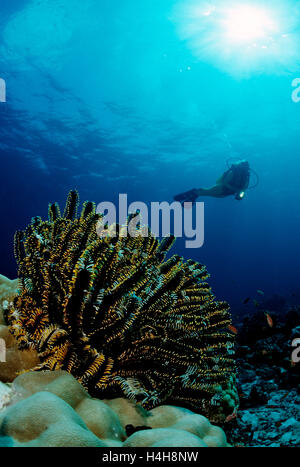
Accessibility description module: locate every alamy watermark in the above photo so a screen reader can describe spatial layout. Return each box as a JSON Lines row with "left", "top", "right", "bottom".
{"left": 0, "top": 338, "right": 6, "bottom": 363}
{"left": 0, "top": 78, "right": 6, "bottom": 103}
{"left": 96, "top": 194, "right": 204, "bottom": 249}
{"left": 291, "top": 78, "right": 300, "bottom": 103}
{"left": 292, "top": 338, "right": 300, "bottom": 364}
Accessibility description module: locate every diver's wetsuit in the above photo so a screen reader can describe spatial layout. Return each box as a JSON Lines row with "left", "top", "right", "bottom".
{"left": 216, "top": 162, "right": 250, "bottom": 197}
{"left": 174, "top": 161, "right": 250, "bottom": 203}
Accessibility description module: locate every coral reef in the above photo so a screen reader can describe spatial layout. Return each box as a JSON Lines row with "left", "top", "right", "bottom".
{"left": 0, "top": 324, "right": 39, "bottom": 382}
{"left": 237, "top": 308, "right": 300, "bottom": 393}
{"left": 0, "top": 381, "right": 11, "bottom": 411}
{"left": 0, "top": 276, "right": 39, "bottom": 382}
{"left": 224, "top": 308, "right": 300, "bottom": 447}
{"left": 5, "top": 191, "right": 238, "bottom": 421}
{"left": 232, "top": 390, "right": 300, "bottom": 447}
{"left": 0, "top": 274, "right": 18, "bottom": 324}
{"left": 0, "top": 371, "right": 229, "bottom": 447}
{"left": 0, "top": 391, "right": 108, "bottom": 447}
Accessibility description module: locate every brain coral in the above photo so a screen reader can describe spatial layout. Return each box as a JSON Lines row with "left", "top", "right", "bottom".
{"left": 0, "top": 371, "right": 230, "bottom": 447}
{"left": 5, "top": 191, "right": 238, "bottom": 421}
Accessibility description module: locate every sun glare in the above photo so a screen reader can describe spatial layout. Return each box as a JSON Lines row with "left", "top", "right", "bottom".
{"left": 174, "top": 0, "right": 300, "bottom": 75}
{"left": 223, "top": 5, "right": 277, "bottom": 43}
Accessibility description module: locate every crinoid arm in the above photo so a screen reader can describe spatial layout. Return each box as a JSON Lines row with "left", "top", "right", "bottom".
{"left": 7, "top": 191, "right": 238, "bottom": 422}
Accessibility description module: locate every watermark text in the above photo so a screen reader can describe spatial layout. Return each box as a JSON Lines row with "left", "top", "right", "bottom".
{"left": 96, "top": 194, "right": 204, "bottom": 249}
{"left": 291, "top": 78, "right": 300, "bottom": 103}
{"left": 292, "top": 338, "right": 300, "bottom": 364}
{"left": 0, "top": 338, "right": 6, "bottom": 363}
{"left": 0, "top": 78, "right": 6, "bottom": 103}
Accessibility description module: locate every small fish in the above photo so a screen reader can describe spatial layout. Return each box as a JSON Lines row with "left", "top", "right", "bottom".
{"left": 253, "top": 299, "right": 260, "bottom": 308}
{"left": 228, "top": 324, "right": 238, "bottom": 335}
{"left": 281, "top": 392, "right": 290, "bottom": 401}
{"left": 265, "top": 312, "right": 273, "bottom": 328}
{"left": 225, "top": 408, "right": 238, "bottom": 423}
{"left": 243, "top": 297, "right": 251, "bottom": 305}
{"left": 257, "top": 290, "right": 264, "bottom": 296}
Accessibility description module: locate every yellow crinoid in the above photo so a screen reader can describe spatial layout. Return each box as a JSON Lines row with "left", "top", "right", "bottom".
{"left": 6, "top": 191, "right": 238, "bottom": 421}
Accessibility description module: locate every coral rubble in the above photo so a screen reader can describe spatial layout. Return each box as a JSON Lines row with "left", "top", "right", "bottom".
{"left": 224, "top": 308, "right": 300, "bottom": 447}
{"left": 5, "top": 191, "right": 238, "bottom": 421}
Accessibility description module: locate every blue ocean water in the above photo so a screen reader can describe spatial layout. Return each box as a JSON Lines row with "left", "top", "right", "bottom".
{"left": 1, "top": 0, "right": 300, "bottom": 316}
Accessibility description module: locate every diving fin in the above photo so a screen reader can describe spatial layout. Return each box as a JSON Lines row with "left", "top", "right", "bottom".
{"left": 174, "top": 189, "right": 199, "bottom": 204}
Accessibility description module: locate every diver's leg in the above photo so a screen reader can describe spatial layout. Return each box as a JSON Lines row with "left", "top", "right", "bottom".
{"left": 174, "top": 188, "right": 199, "bottom": 203}
{"left": 174, "top": 185, "right": 227, "bottom": 203}
{"left": 196, "top": 186, "right": 227, "bottom": 198}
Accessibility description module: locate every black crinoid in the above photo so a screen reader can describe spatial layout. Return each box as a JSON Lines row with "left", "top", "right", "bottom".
{"left": 7, "top": 191, "right": 238, "bottom": 421}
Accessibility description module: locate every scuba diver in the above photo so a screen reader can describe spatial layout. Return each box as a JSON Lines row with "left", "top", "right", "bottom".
{"left": 174, "top": 160, "right": 256, "bottom": 204}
